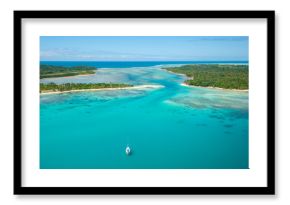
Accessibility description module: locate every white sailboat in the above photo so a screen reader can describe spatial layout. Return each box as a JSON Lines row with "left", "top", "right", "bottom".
{"left": 125, "top": 145, "right": 131, "bottom": 155}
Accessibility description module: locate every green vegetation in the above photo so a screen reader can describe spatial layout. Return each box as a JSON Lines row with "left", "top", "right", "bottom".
{"left": 40, "top": 83, "right": 133, "bottom": 93}
{"left": 164, "top": 64, "right": 248, "bottom": 90}
{"left": 40, "top": 65, "right": 97, "bottom": 79}
{"left": 40, "top": 65, "right": 133, "bottom": 93}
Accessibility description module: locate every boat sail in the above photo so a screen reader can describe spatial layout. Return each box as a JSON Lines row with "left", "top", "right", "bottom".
{"left": 125, "top": 145, "right": 131, "bottom": 155}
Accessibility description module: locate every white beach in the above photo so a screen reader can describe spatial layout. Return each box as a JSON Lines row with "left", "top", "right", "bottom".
{"left": 40, "top": 84, "right": 164, "bottom": 95}
{"left": 181, "top": 83, "right": 249, "bottom": 92}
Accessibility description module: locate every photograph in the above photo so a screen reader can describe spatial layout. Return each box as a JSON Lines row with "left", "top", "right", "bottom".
{"left": 14, "top": 10, "right": 275, "bottom": 195}
{"left": 39, "top": 36, "right": 249, "bottom": 169}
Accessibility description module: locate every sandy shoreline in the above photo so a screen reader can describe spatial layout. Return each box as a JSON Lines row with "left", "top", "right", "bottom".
{"left": 165, "top": 69, "right": 187, "bottom": 77}
{"left": 40, "top": 84, "right": 164, "bottom": 95}
{"left": 181, "top": 83, "right": 248, "bottom": 92}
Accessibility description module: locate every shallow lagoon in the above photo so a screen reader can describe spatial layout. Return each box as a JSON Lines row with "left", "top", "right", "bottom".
{"left": 40, "top": 65, "right": 248, "bottom": 169}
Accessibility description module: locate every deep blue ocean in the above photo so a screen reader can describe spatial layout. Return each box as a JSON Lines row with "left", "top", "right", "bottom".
{"left": 40, "top": 61, "right": 248, "bottom": 69}
{"left": 40, "top": 61, "right": 249, "bottom": 169}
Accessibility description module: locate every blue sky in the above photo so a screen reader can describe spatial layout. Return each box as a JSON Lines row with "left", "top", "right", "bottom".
{"left": 40, "top": 36, "right": 248, "bottom": 61}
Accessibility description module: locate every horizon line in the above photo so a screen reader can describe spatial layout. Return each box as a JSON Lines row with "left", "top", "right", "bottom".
{"left": 40, "top": 60, "right": 249, "bottom": 62}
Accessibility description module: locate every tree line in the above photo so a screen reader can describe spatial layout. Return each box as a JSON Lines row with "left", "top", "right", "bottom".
{"left": 40, "top": 65, "right": 97, "bottom": 79}
{"left": 164, "top": 64, "right": 248, "bottom": 90}
{"left": 40, "top": 82, "right": 132, "bottom": 92}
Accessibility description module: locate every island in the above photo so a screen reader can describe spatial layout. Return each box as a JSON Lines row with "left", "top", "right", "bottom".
{"left": 40, "top": 83, "right": 164, "bottom": 94}
{"left": 40, "top": 65, "right": 97, "bottom": 79}
{"left": 40, "top": 65, "right": 165, "bottom": 94}
{"left": 40, "top": 82, "right": 133, "bottom": 93}
{"left": 163, "top": 64, "right": 248, "bottom": 90}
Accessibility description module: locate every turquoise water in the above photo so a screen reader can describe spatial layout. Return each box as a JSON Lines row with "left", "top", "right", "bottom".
{"left": 40, "top": 62, "right": 248, "bottom": 169}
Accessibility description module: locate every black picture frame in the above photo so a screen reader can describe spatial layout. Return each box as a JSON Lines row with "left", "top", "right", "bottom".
{"left": 14, "top": 10, "right": 275, "bottom": 195}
